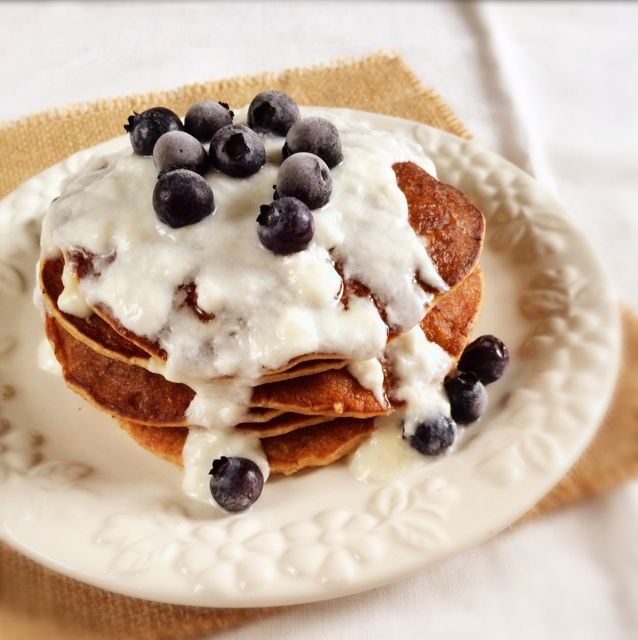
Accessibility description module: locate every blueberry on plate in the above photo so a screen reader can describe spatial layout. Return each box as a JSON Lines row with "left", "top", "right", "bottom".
{"left": 152, "top": 169, "right": 214, "bottom": 228}
{"left": 282, "top": 117, "right": 343, "bottom": 168}
{"left": 153, "top": 131, "right": 208, "bottom": 175}
{"left": 458, "top": 335, "right": 510, "bottom": 384}
{"left": 444, "top": 371, "right": 487, "bottom": 425}
{"left": 209, "top": 125, "right": 266, "bottom": 177}
{"left": 124, "top": 107, "right": 183, "bottom": 156}
{"left": 276, "top": 152, "right": 332, "bottom": 210}
{"left": 257, "top": 197, "right": 314, "bottom": 255}
{"left": 406, "top": 415, "right": 456, "bottom": 456}
{"left": 248, "top": 90, "right": 300, "bottom": 136}
{"left": 184, "top": 100, "right": 234, "bottom": 142}
{"left": 209, "top": 456, "right": 264, "bottom": 512}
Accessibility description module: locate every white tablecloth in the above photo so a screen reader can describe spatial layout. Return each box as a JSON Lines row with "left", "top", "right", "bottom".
{"left": 1, "top": 2, "right": 637, "bottom": 637}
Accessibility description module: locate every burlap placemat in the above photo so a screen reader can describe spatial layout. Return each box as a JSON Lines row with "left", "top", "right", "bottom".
{"left": 0, "top": 52, "right": 636, "bottom": 640}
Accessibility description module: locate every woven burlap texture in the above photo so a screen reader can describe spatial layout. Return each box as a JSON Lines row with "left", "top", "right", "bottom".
{"left": 0, "top": 52, "right": 636, "bottom": 640}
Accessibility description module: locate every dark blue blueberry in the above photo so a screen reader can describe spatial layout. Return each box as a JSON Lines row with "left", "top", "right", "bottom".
{"left": 444, "top": 371, "right": 488, "bottom": 425}
{"left": 406, "top": 415, "right": 456, "bottom": 456}
{"left": 276, "top": 152, "right": 332, "bottom": 210}
{"left": 124, "top": 107, "right": 183, "bottom": 156}
{"left": 209, "top": 456, "right": 264, "bottom": 512}
{"left": 209, "top": 125, "right": 266, "bottom": 177}
{"left": 257, "top": 197, "right": 314, "bottom": 255}
{"left": 248, "top": 91, "right": 300, "bottom": 136}
{"left": 152, "top": 169, "right": 214, "bottom": 228}
{"left": 153, "top": 131, "right": 208, "bottom": 175}
{"left": 282, "top": 117, "right": 343, "bottom": 168}
{"left": 458, "top": 335, "right": 510, "bottom": 384}
{"left": 184, "top": 100, "right": 234, "bottom": 143}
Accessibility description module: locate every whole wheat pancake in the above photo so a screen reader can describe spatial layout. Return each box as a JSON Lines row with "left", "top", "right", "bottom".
{"left": 119, "top": 418, "right": 375, "bottom": 475}
{"left": 250, "top": 367, "right": 388, "bottom": 416}
{"left": 253, "top": 267, "right": 483, "bottom": 415}
{"left": 45, "top": 314, "right": 194, "bottom": 426}
{"left": 65, "top": 248, "right": 356, "bottom": 378}
{"left": 422, "top": 266, "right": 483, "bottom": 359}
{"left": 260, "top": 419, "right": 375, "bottom": 475}
{"left": 393, "top": 162, "right": 484, "bottom": 289}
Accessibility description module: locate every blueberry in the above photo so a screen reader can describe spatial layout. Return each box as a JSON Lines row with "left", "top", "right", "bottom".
{"left": 124, "top": 107, "right": 183, "bottom": 156}
{"left": 184, "top": 100, "right": 234, "bottom": 142}
{"left": 406, "top": 415, "right": 456, "bottom": 456}
{"left": 458, "top": 335, "right": 510, "bottom": 384}
{"left": 152, "top": 169, "right": 214, "bottom": 228}
{"left": 444, "top": 372, "right": 487, "bottom": 425}
{"left": 209, "top": 456, "right": 264, "bottom": 512}
{"left": 248, "top": 90, "right": 300, "bottom": 136}
{"left": 209, "top": 125, "right": 266, "bottom": 177}
{"left": 153, "top": 131, "right": 208, "bottom": 175}
{"left": 257, "top": 197, "right": 314, "bottom": 255}
{"left": 282, "top": 117, "right": 343, "bottom": 168}
{"left": 276, "top": 153, "right": 332, "bottom": 210}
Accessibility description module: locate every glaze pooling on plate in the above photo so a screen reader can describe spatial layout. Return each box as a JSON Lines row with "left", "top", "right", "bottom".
{"left": 0, "top": 109, "right": 620, "bottom": 607}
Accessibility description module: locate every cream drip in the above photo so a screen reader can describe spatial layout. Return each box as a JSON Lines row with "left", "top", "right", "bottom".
{"left": 349, "top": 326, "right": 454, "bottom": 482}
{"left": 383, "top": 325, "right": 453, "bottom": 438}
{"left": 58, "top": 260, "right": 92, "bottom": 318}
{"left": 347, "top": 358, "right": 387, "bottom": 406}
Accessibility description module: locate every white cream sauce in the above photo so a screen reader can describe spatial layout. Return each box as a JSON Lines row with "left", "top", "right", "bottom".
{"left": 40, "top": 107, "right": 453, "bottom": 505}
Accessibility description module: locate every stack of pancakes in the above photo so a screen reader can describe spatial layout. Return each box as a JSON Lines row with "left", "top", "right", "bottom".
{"left": 40, "top": 162, "right": 485, "bottom": 475}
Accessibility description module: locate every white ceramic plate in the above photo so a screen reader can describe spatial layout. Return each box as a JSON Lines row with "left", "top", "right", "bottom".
{"left": 0, "top": 108, "right": 620, "bottom": 607}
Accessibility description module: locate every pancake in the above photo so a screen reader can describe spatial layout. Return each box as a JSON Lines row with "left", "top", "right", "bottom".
{"left": 45, "top": 314, "right": 194, "bottom": 426}
{"left": 255, "top": 267, "right": 483, "bottom": 417}
{"left": 119, "top": 417, "right": 375, "bottom": 476}
{"left": 236, "top": 407, "right": 284, "bottom": 423}
{"left": 251, "top": 367, "right": 388, "bottom": 416}
{"left": 422, "top": 266, "right": 483, "bottom": 359}
{"left": 393, "top": 162, "right": 484, "bottom": 289}
{"left": 261, "top": 419, "right": 375, "bottom": 475}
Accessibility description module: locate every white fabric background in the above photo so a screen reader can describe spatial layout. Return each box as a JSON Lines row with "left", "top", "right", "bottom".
{"left": 1, "top": 1, "right": 637, "bottom": 638}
